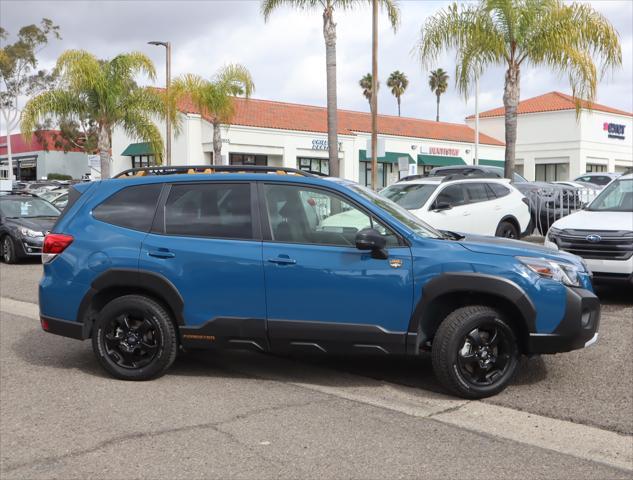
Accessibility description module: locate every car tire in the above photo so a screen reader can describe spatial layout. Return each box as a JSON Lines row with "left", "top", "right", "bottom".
{"left": 495, "top": 221, "right": 519, "bottom": 239}
{"left": 92, "top": 295, "right": 178, "bottom": 381}
{"left": 432, "top": 305, "right": 520, "bottom": 399}
{"left": 1, "top": 235, "right": 18, "bottom": 264}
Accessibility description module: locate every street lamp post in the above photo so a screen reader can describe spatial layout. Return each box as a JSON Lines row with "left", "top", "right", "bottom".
{"left": 148, "top": 40, "right": 171, "bottom": 166}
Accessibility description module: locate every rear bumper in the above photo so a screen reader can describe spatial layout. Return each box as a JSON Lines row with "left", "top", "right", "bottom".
{"left": 40, "top": 315, "right": 88, "bottom": 340}
{"left": 526, "top": 287, "right": 600, "bottom": 354}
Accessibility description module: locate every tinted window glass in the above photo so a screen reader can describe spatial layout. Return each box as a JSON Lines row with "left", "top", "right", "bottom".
{"left": 381, "top": 183, "right": 438, "bottom": 209}
{"left": 463, "top": 183, "right": 491, "bottom": 203}
{"left": 164, "top": 183, "right": 252, "bottom": 239}
{"left": 593, "top": 176, "right": 612, "bottom": 186}
{"left": 264, "top": 184, "right": 399, "bottom": 247}
{"left": 488, "top": 183, "right": 511, "bottom": 198}
{"left": 93, "top": 184, "right": 161, "bottom": 232}
{"left": 434, "top": 185, "right": 466, "bottom": 207}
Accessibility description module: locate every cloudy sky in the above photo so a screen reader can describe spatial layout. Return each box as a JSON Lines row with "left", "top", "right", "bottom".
{"left": 1, "top": 0, "right": 632, "bottom": 126}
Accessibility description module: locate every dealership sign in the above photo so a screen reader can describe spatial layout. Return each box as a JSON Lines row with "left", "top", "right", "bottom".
{"left": 429, "top": 146, "right": 460, "bottom": 156}
{"left": 603, "top": 122, "right": 625, "bottom": 140}
{"left": 312, "top": 139, "right": 343, "bottom": 151}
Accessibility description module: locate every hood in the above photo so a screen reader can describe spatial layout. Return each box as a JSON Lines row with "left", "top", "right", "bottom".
{"left": 550, "top": 209, "right": 633, "bottom": 231}
{"left": 458, "top": 234, "right": 582, "bottom": 265}
{"left": 7, "top": 217, "right": 57, "bottom": 234}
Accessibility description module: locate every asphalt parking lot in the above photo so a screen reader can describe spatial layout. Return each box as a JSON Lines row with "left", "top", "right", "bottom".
{"left": 1, "top": 261, "right": 632, "bottom": 479}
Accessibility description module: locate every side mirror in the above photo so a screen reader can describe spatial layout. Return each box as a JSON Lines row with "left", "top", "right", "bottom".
{"left": 433, "top": 201, "right": 452, "bottom": 212}
{"left": 355, "top": 228, "right": 388, "bottom": 259}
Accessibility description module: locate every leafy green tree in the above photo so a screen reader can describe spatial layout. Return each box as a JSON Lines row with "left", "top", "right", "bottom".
{"left": 428, "top": 68, "right": 449, "bottom": 122}
{"left": 0, "top": 18, "right": 60, "bottom": 180}
{"left": 416, "top": 0, "right": 621, "bottom": 178}
{"left": 360, "top": 73, "right": 379, "bottom": 109}
{"left": 262, "top": 0, "right": 399, "bottom": 177}
{"left": 171, "top": 64, "right": 254, "bottom": 165}
{"left": 21, "top": 50, "right": 173, "bottom": 178}
{"left": 386, "top": 70, "right": 408, "bottom": 116}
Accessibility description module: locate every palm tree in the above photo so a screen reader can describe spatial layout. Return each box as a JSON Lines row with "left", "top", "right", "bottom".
{"left": 171, "top": 65, "right": 254, "bottom": 165}
{"left": 416, "top": 0, "right": 621, "bottom": 178}
{"left": 428, "top": 68, "right": 448, "bottom": 122}
{"left": 21, "top": 50, "right": 171, "bottom": 179}
{"left": 359, "top": 73, "right": 379, "bottom": 109}
{"left": 262, "top": 0, "right": 399, "bottom": 178}
{"left": 386, "top": 70, "right": 408, "bottom": 116}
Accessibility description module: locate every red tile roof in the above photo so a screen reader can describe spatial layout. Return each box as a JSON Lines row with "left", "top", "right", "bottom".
{"left": 177, "top": 96, "right": 504, "bottom": 146}
{"left": 467, "top": 91, "right": 632, "bottom": 119}
{"left": 0, "top": 130, "right": 84, "bottom": 155}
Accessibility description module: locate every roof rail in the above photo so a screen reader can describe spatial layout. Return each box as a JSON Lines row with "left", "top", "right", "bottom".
{"left": 397, "top": 174, "right": 429, "bottom": 183}
{"left": 113, "top": 165, "right": 316, "bottom": 179}
{"left": 441, "top": 172, "right": 502, "bottom": 183}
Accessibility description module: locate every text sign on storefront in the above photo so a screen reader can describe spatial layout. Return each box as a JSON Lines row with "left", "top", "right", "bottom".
{"left": 429, "top": 147, "right": 459, "bottom": 156}
{"left": 603, "top": 122, "right": 626, "bottom": 140}
{"left": 312, "top": 139, "right": 343, "bottom": 151}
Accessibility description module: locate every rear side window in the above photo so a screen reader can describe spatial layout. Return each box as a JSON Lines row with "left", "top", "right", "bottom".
{"left": 488, "top": 183, "right": 511, "bottom": 198}
{"left": 463, "top": 183, "right": 491, "bottom": 203}
{"left": 93, "top": 184, "right": 162, "bottom": 232}
{"left": 164, "top": 183, "right": 252, "bottom": 239}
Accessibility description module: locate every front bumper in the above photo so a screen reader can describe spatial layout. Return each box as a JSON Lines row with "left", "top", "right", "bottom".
{"left": 18, "top": 235, "right": 44, "bottom": 256}
{"left": 526, "top": 287, "right": 600, "bottom": 354}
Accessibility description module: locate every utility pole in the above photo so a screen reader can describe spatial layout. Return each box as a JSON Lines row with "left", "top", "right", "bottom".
{"left": 370, "top": 0, "right": 378, "bottom": 190}
{"left": 474, "top": 75, "right": 479, "bottom": 165}
{"left": 148, "top": 41, "right": 172, "bottom": 166}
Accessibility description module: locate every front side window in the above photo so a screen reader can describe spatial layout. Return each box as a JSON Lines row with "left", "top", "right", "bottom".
{"left": 587, "top": 178, "right": 633, "bottom": 212}
{"left": 164, "top": 183, "right": 253, "bottom": 239}
{"left": 264, "top": 184, "right": 399, "bottom": 247}
{"left": 434, "top": 184, "right": 466, "bottom": 208}
{"left": 93, "top": 184, "right": 162, "bottom": 232}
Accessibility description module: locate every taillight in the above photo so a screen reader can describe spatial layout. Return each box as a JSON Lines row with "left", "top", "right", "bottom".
{"left": 42, "top": 233, "right": 74, "bottom": 263}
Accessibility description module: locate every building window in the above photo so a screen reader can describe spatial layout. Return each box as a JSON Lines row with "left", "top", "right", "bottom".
{"left": 535, "top": 163, "right": 569, "bottom": 181}
{"left": 229, "top": 153, "right": 268, "bottom": 166}
{"left": 132, "top": 155, "right": 155, "bottom": 169}
{"left": 297, "top": 157, "right": 329, "bottom": 175}
{"left": 359, "top": 161, "right": 393, "bottom": 189}
{"left": 586, "top": 164, "right": 607, "bottom": 173}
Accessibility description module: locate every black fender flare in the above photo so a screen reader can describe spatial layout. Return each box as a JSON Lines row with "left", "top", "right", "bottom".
{"left": 77, "top": 268, "right": 185, "bottom": 331}
{"left": 406, "top": 272, "right": 536, "bottom": 353}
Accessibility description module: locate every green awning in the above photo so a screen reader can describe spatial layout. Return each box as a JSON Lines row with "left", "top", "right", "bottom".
{"left": 417, "top": 154, "right": 466, "bottom": 166}
{"left": 479, "top": 159, "right": 504, "bottom": 167}
{"left": 121, "top": 142, "right": 153, "bottom": 156}
{"left": 359, "top": 150, "right": 414, "bottom": 164}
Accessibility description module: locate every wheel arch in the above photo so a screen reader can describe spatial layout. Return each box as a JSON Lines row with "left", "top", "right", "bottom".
{"left": 77, "top": 269, "right": 185, "bottom": 338}
{"left": 407, "top": 273, "right": 536, "bottom": 354}
{"left": 497, "top": 215, "right": 520, "bottom": 234}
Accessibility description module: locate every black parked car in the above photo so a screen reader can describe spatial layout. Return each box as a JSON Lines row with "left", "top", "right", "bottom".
{"left": 0, "top": 192, "right": 60, "bottom": 263}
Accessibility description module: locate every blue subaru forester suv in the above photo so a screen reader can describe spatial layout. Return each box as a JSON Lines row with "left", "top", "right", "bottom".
{"left": 39, "top": 166, "right": 600, "bottom": 399}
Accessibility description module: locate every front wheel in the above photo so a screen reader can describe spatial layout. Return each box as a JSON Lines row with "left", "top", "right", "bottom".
{"left": 92, "top": 295, "right": 178, "bottom": 380}
{"left": 1, "top": 235, "right": 18, "bottom": 264}
{"left": 432, "top": 306, "right": 520, "bottom": 399}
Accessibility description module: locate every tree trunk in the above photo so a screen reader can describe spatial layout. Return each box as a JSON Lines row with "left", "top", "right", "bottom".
{"left": 503, "top": 63, "right": 520, "bottom": 179}
{"left": 213, "top": 120, "right": 222, "bottom": 165}
{"left": 1, "top": 109, "right": 17, "bottom": 181}
{"left": 436, "top": 93, "right": 440, "bottom": 122}
{"left": 323, "top": 5, "right": 340, "bottom": 178}
{"left": 397, "top": 96, "right": 401, "bottom": 117}
{"left": 98, "top": 124, "right": 111, "bottom": 179}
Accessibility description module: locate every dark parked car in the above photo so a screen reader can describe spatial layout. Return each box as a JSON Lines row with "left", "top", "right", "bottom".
{"left": 0, "top": 191, "right": 60, "bottom": 263}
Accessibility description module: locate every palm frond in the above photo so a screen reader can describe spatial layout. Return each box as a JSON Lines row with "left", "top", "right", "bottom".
{"left": 261, "top": 0, "right": 322, "bottom": 21}
{"left": 20, "top": 89, "right": 86, "bottom": 138}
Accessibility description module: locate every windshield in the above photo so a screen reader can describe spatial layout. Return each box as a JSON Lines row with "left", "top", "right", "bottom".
{"left": 587, "top": 178, "right": 633, "bottom": 212}
{"left": 381, "top": 183, "right": 438, "bottom": 210}
{"left": 0, "top": 197, "right": 61, "bottom": 218}
{"left": 345, "top": 183, "right": 443, "bottom": 239}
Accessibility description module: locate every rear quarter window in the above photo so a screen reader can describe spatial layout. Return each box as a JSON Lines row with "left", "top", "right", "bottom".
{"left": 93, "top": 184, "right": 162, "bottom": 232}
{"left": 488, "top": 183, "right": 511, "bottom": 198}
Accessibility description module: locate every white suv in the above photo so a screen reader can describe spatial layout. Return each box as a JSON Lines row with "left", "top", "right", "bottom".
{"left": 380, "top": 176, "right": 531, "bottom": 238}
{"left": 545, "top": 173, "right": 633, "bottom": 285}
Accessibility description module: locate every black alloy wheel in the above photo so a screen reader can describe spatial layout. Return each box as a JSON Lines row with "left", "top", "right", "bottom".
{"left": 92, "top": 295, "right": 178, "bottom": 380}
{"left": 1, "top": 236, "right": 17, "bottom": 264}
{"left": 432, "top": 305, "right": 520, "bottom": 399}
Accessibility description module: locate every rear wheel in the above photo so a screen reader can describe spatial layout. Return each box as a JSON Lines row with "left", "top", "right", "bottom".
{"left": 432, "top": 305, "right": 520, "bottom": 399}
{"left": 495, "top": 221, "right": 519, "bottom": 238}
{"left": 92, "top": 295, "right": 178, "bottom": 380}
{"left": 1, "top": 235, "right": 18, "bottom": 264}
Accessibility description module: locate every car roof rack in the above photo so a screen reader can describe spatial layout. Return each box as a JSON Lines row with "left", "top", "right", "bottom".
{"left": 440, "top": 172, "right": 502, "bottom": 183}
{"left": 113, "top": 165, "right": 316, "bottom": 179}
{"left": 397, "top": 174, "right": 430, "bottom": 183}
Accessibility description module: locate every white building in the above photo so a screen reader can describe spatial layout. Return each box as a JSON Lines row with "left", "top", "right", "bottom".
{"left": 466, "top": 91, "right": 632, "bottom": 181}
{"left": 112, "top": 97, "right": 505, "bottom": 188}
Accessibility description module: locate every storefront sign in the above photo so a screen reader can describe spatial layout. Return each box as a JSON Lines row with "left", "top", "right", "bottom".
{"left": 603, "top": 122, "right": 626, "bottom": 140}
{"left": 312, "top": 139, "right": 342, "bottom": 151}
{"left": 429, "top": 146, "right": 459, "bottom": 156}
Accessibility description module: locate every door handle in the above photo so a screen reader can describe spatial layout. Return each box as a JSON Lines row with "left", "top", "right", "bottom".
{"left": 267, "top": 257, "right": 296, "bottom": 265}
{"left": 462, "top": 211, "right": 471, "bottom": 216}
{"left": 148, "top": 249, "right": 176, "bottom": 259}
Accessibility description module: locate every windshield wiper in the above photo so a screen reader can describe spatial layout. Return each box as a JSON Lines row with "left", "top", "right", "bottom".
{"left": 440, "top": 230, "right": 465, "bottom": 241}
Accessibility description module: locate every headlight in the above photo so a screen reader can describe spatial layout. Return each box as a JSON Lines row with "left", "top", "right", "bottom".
{"left": 547, "top": 227, "right": 561, "bottom": 242}
{"left": 18, "top": 227, "right": 44, "bottom": 238}
{"left": 517, "top": 256, "right": 582, "bottom": 287}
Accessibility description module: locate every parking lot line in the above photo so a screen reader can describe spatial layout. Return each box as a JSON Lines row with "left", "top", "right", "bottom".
{"left": 2, "top": 295, "right": 631, "bottom": 472}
